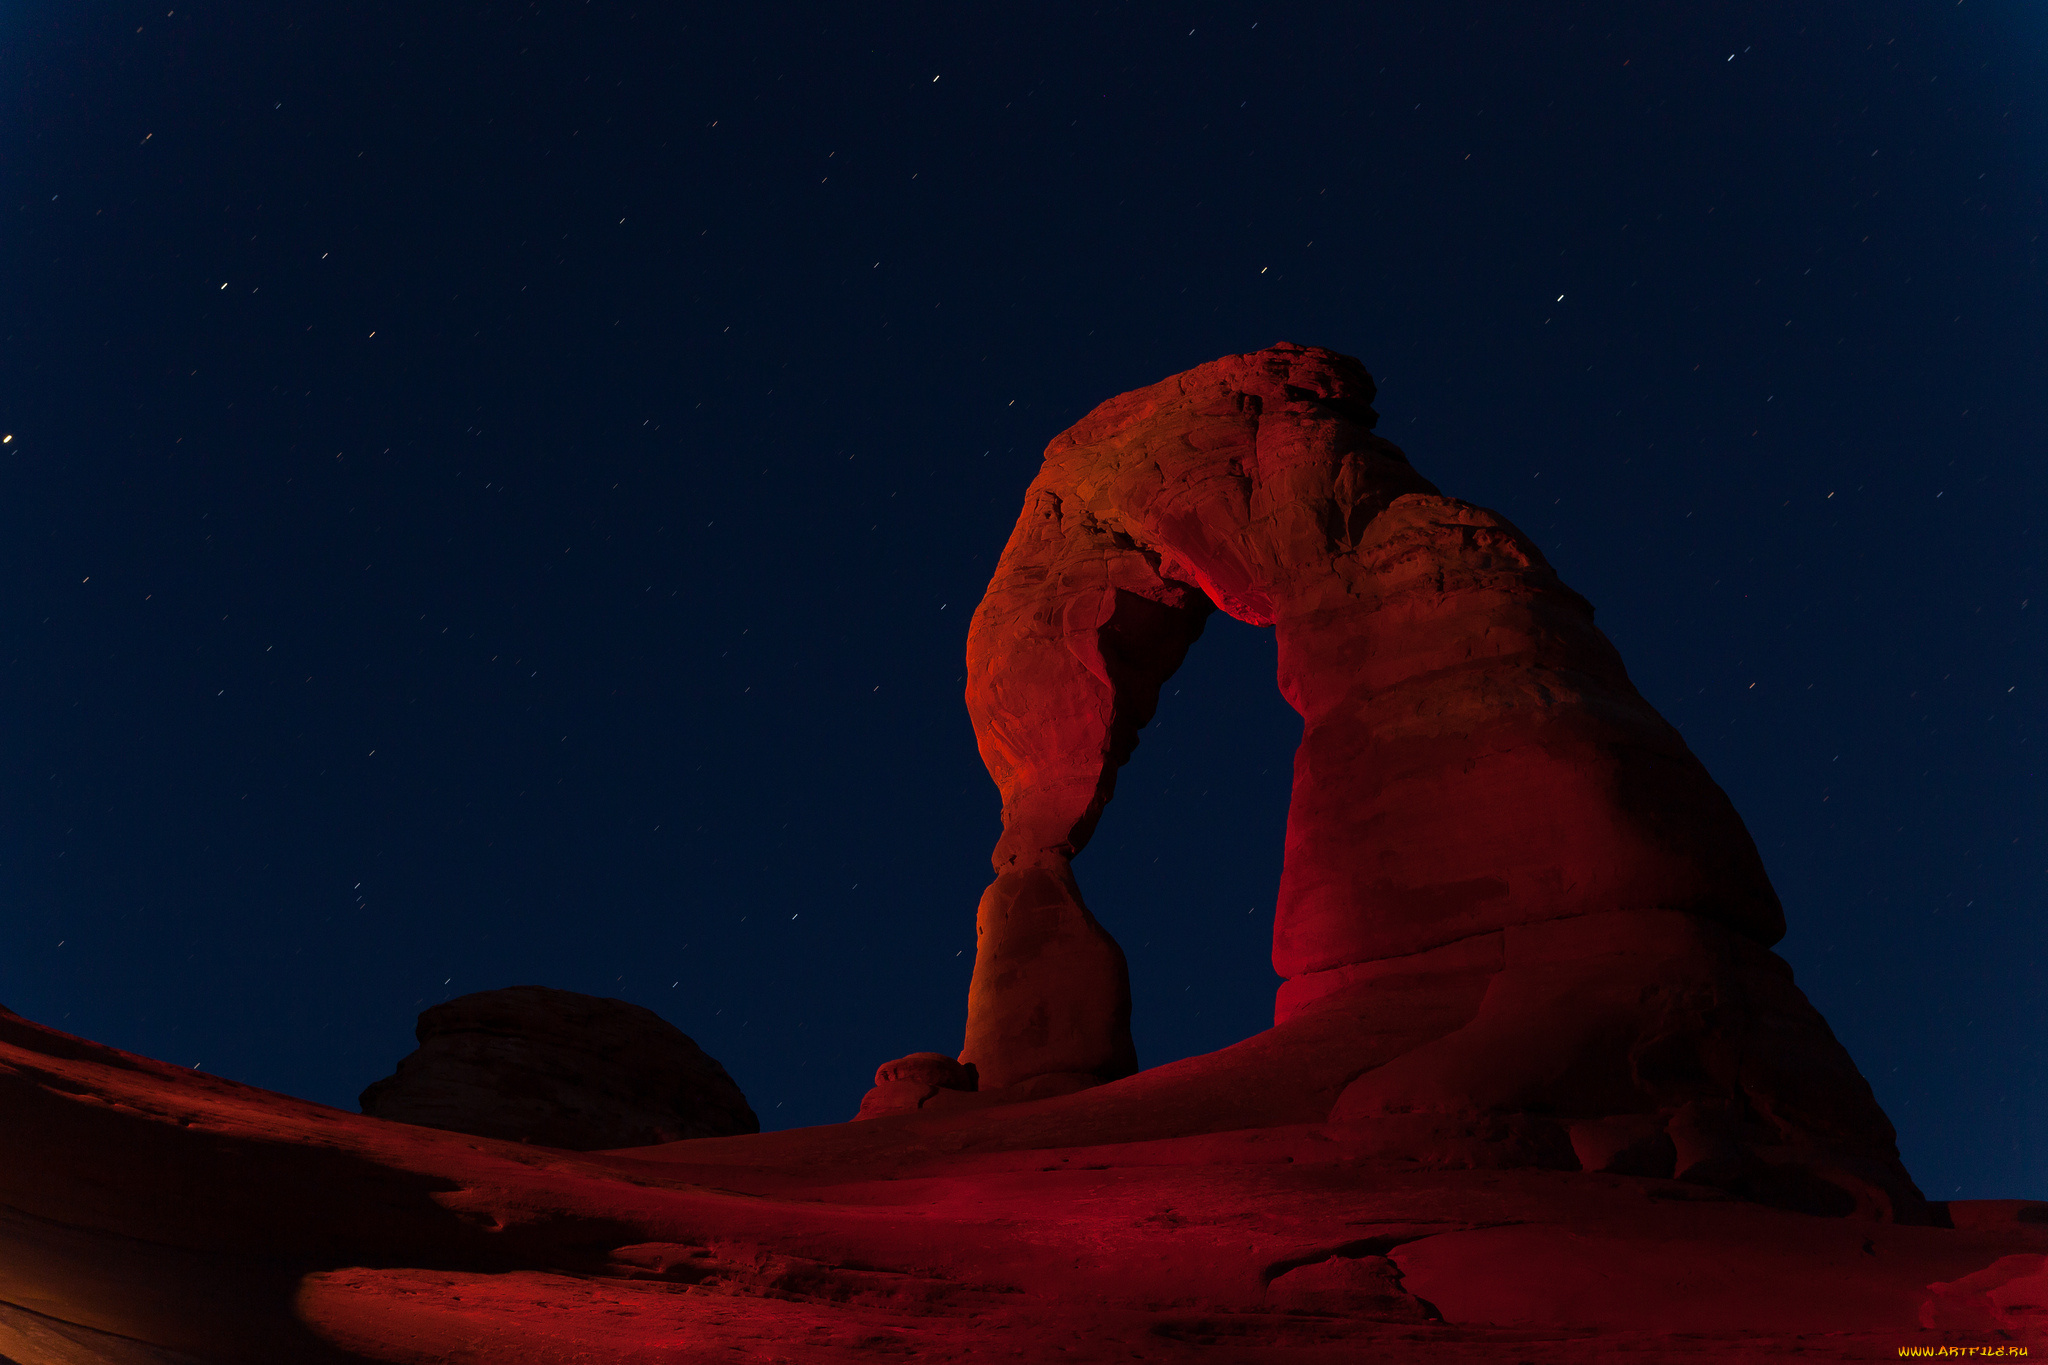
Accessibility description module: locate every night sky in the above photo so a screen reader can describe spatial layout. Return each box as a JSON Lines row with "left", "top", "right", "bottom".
{"left": 3, "top": 4, "right": 2040, "bottom": 1199}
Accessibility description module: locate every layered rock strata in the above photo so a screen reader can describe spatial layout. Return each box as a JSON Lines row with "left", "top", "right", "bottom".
{"left": 4, "top": 1004, "right": 2042, "bottom": 1362}
{"left": 900, "top": 343, "right": 1918, "bottom": 1216}
{"left": 359, "top": 985, "right": 756, "bottom": 1149}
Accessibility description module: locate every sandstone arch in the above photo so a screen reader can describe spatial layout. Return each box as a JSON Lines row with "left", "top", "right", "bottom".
{"left": 959, "top": 342, "right": 1780, "bottom": 1089}
{"left": 887, "top": 343, "right": 1921, "bottom": 1218}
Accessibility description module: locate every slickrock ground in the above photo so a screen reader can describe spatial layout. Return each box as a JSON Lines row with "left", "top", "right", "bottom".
{"left": 1, "top": 1005, "right": 2043, "bottom": 1362}
{"left": 3, "top": 347, "right": 2038, "bottom": 1362}
{"left": 358, "top": 985, "right": 757, "bottom": 1150}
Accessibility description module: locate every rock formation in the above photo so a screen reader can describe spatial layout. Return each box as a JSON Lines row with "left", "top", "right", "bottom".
{"left": 2, "top": 348, "right": 2037, "bottom": 1362}
{"left": 358, "top": 985, "right": 756, "bottom": 1149}
{"left": 859, "top": 343, "right": 1921, "bottom": 1221}
{"left": 852, "top": 1051, "right": 979, "bottom": 1120}
{"left": 3, "top": 1000, "right": 2044, "bottom": 1362}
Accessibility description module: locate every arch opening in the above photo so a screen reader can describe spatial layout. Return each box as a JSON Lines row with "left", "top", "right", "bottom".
{"left": 953, "top": 343, "right": 1783, "bottom": 1092}
{"left": 1065, "top": 611, "right": 1296, "bottom": 1074}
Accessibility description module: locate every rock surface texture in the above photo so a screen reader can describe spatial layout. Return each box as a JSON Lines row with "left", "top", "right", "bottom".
{"left": 358, "top": 985, "right": 757, "bottom": 1149}
{"left": 2, "top": 1003, "right": 2044, "bottom": 1363}
{"left": 852, "top": 1051, "right": 980, "bottom": 1121}
{"left": 1, "top": 349, "right": 2032, "bottom": 1363}
{"left": 894, "top": 343, "right": 1921, "bottom": 1221}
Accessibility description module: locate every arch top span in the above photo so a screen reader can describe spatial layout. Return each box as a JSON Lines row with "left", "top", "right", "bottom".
{"left": 958, "top": 343, "right": 1783, "bottom": 1093}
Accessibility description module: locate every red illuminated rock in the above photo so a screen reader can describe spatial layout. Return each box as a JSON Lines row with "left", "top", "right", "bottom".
{"left": 0, "top": 347, "right": 2019, "bottom": 1363}
{"left": 358, "top": 985, "right": 756, "bottom": 1149}
{"left": 853, "top": 1050, "right": 980, "bottom": 1120}
{"left": 1921, "top": 1253, "right": 2048, "bottom": 1333}
{"left": 942, "top": 343, "right": 1911, "bottom": 1217}
{"left": 2, "top": 1005, "right": 2043, "bottom": 1362}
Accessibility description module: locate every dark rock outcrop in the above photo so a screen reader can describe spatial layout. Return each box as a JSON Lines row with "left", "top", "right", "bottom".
{"left": 358, "top": 985, "right": 756, "bottom": 1149}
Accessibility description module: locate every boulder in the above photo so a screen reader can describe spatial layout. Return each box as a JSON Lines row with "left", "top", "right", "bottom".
{"left": 853, "top": 1051, "right": 980, "bottom": 1120}
{"left": 358, "top": 984, "right": 755, "bottom": 1149}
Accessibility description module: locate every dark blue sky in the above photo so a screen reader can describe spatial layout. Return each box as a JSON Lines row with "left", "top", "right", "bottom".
{"left": 3, "top": 3, "right": 2040, "bottom": 1198}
